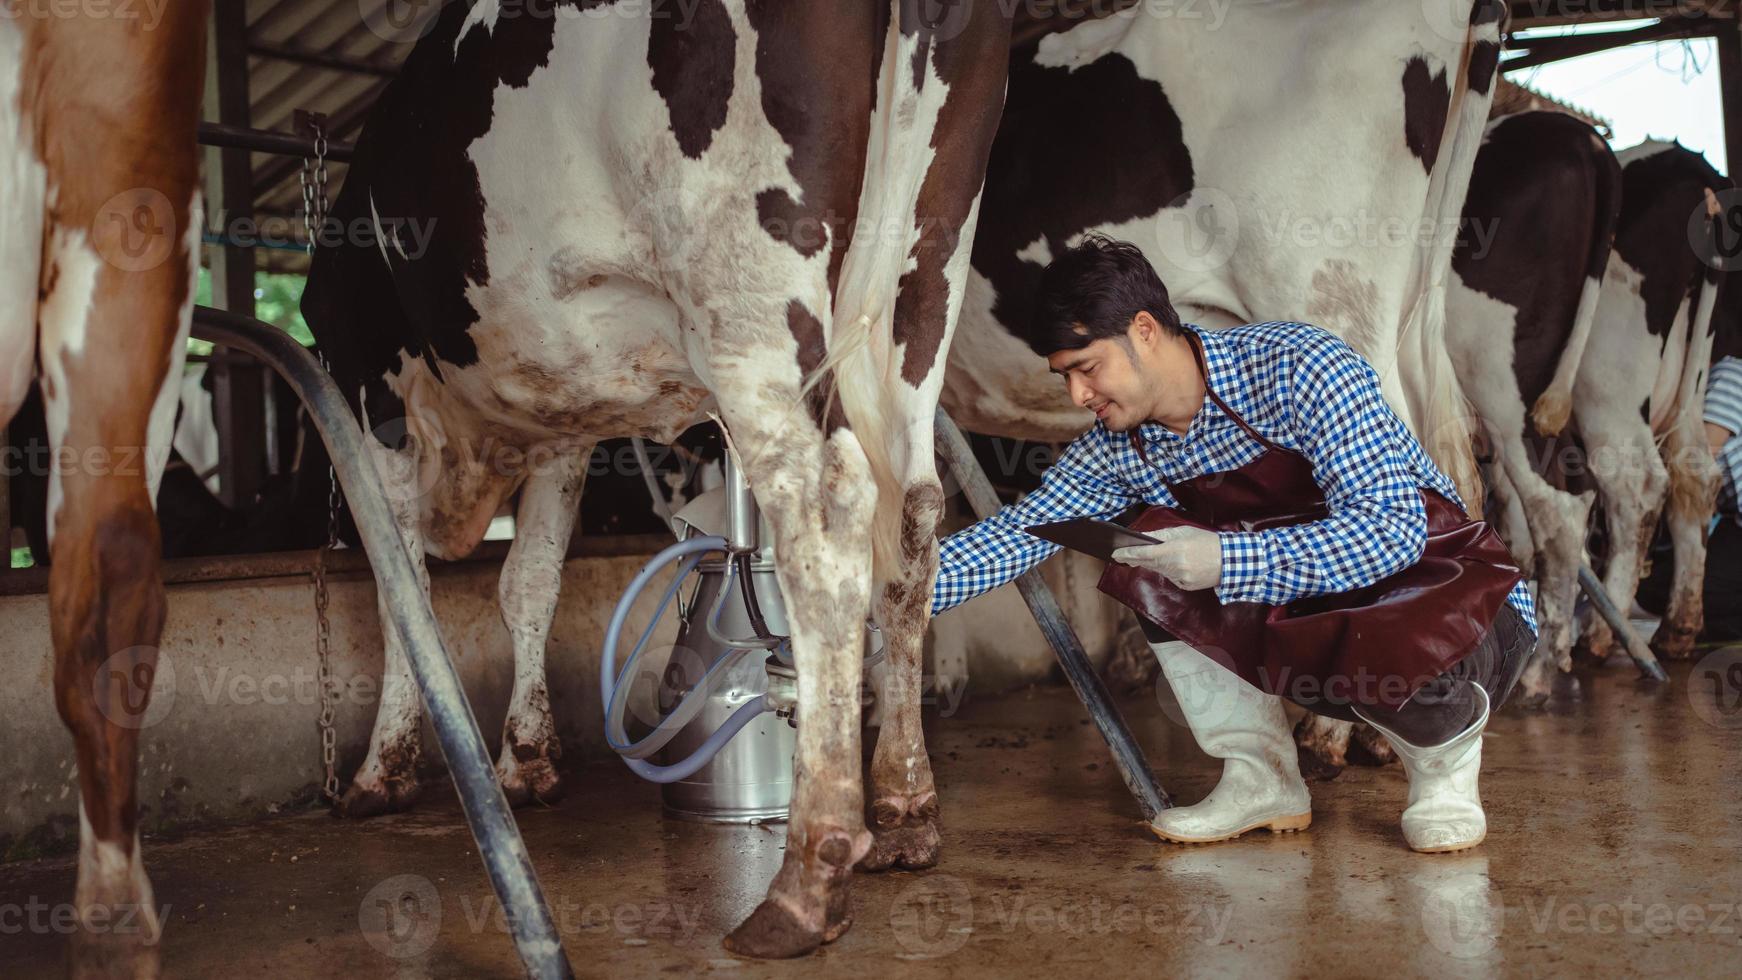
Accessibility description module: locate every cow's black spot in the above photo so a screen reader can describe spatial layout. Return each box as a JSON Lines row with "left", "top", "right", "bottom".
{"left": 786, "top": 300, "right": 849, "bottom": 434}
{"left": 1452, "top": 111, "right": 1620, "bottom": 405}
{"left": 1614, "top": 144, "right": 1727, "bottom": 344}
{"left": 1470, "top": 0, "right": 1505, "bottom": 26}
{"left": 1468, "top": 40, "right": 1500, "bottom": 97}
{"left": 302, "top": 0, "right": 623, "bottom": 444}
{"left": 973, "top": 50, "right": 1191, "bottom": 353}
{"left": 648, "top": 0, "right": 735, "bottom": 159}
{"left": 745, "top": 2, "right": 876, "bottom": 293}
{"left": 756, "top": 188, "right": 825, "bottom": 259}
{"left": 1401, "top": 56, "right": 1449, "bottom": 173}
{"left": 889, "top": 0, "right": 1011, "bottom": 386}
{"left": 1640, "top": 397, "right": 1651, "bottom": 424}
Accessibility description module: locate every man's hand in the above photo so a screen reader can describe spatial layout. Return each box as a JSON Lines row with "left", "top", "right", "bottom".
{"left": 1111, "top": 527, "right": 1223, "bottom": 591}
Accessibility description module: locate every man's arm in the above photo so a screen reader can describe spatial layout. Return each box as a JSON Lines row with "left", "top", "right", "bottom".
{"left": 1214, "top": 333, "right": 1428, "bottom": 605}
{"left": 931, "top": 431, "right": 1150, "bottom": 615}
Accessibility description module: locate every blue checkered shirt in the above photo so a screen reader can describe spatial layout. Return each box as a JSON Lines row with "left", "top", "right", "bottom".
{"left": 931, "top": 320, "right": 1537, "bottom": 636}
{"left": 1706, "top": 356, "right": 1742, "bottom": 527}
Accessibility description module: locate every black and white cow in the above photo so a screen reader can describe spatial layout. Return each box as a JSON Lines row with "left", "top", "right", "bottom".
{"left": 1446, "top": 110, "right": 1621, "bottom": 703}
{"left": 944, "top": 0, "right": 1507, "bottom": 766}
{"left": 1571, "top": 141, "right": 1729, "bottom": 663}
{"left": 300, "top": 0, "right": 1013, "bottom": 958}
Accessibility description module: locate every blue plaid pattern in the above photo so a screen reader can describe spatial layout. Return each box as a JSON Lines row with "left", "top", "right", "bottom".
{"left": 1706, "top": 356, "right": 1742, "bottom": 527}
{"left": 932, "top": 320, "right": 1538, "bottom": 636}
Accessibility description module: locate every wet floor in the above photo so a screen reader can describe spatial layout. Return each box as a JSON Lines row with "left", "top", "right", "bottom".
{"left": 3, "top": 652, "right": 1740, "bottom": 977}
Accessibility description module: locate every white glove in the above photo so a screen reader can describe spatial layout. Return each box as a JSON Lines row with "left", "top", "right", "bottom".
{"left": 1112, "top": 526, "right": 1223, "bottom": 591}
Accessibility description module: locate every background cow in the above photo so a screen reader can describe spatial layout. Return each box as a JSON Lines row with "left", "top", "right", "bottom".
{"left": 1572, "top": 141, "right": 1730, "bottom": 664}
{"left": 2, "top": 6, "right": 210, "bottom": 976}
{"left": 1446, "top": 110, "right": 1620, "bottom": 704}
{"left": 299, "top": 0, "right": 1015, "bottom": 958}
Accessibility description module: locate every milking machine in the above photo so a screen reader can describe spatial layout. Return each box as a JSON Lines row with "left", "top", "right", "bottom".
{"left": 602, "top": 439, "right": 884, "bottom": 822}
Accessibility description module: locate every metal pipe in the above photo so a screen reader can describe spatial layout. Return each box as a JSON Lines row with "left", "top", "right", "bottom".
{"left": 197, "top": 121, "right": 357, "bottom": 163}
{"left": 190, "top": 306, "right": 572, "bottom": 979}
{"left": 724, "top": 450, "right": 758, "bottom": 553}
{"left": 1578, "top": 564, "right": 1669, "bottom": 683}
{"left": 933, "top": 407, "right": 1171, "bottom": 820}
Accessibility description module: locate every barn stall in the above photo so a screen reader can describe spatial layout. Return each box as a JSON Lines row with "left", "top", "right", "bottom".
{"left": 3, "top": 1, "right": 1742, "bottom": 976}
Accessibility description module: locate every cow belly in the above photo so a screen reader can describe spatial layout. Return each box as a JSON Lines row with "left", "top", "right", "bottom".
{"left": 450, "top": 273, "right": 713, "bottom": 443}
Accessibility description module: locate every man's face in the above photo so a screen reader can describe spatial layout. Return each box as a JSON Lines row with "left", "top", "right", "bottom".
{"left": 1046, "top": 322, "right": 1152, "bottom": 432}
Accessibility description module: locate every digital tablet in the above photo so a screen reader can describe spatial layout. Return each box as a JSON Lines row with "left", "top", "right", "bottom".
{"left": 1025, "top": 518, "right": 1160, "bottom": 563}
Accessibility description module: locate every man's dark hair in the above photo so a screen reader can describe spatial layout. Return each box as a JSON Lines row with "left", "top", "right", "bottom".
{"left": 1026, "top": 233, "right": 1183, "bottom": 357}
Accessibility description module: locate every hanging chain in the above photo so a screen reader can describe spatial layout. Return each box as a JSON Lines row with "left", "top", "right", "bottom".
{"left": 298, "top": 111, "right": 341, "bottom": 803}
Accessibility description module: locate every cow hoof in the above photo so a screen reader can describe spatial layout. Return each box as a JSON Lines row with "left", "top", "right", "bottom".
{"left": 1347, "top": 724, "right": 1396, "bottom": 766}
{"left": 1648, "top": 623, "right": 1699, "bottom": 661}
{"left": 70, "top": 929, "right": 161, "bottom": 980}
{"left": 858, "top": 793, "right": 941, "bottom": 871}
{"left": 497, "top": 743, "right": 564, "bottom": 808}
{"left": 337, "top": 774, "right": 422, "bottom": 819}
{"left": 723, "top": 830, "right": 862, "bottom": 958}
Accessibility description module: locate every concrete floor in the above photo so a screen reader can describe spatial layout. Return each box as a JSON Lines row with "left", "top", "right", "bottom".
{"left": 3, "top": 654, "right": 1740, "bottom": 978}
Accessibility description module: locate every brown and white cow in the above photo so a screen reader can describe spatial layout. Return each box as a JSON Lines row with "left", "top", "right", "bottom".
{"left": 1571, "top": 141, "right": 1729, "bottom": 663}
{"left": 1446, "top": 110, "right": 1621, "bottom": 703}
{"left": 945, "top": 0, "right": 1506, "bottom": 767}
{"left": 2, "top": 5, "right": 209, "bottom": 976}
{"left": 300, "top": 0, "right": 1013, "bottom": 957}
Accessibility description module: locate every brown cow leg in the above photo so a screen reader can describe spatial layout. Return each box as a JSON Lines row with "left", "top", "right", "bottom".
{"left": 38, "top": 189, "right": 200, "bottom": 980}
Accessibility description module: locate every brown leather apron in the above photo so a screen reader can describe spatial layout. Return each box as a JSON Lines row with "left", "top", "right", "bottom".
{"left": 1096, "top": 333, "right": 1523, "bottom": 711}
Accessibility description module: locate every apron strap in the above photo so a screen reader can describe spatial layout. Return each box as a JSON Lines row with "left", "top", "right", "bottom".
{"left": 1127, "top": 326, "right": 1284, "bottom": 461}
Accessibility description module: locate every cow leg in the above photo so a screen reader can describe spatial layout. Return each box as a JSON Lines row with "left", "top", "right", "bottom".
{"left": 39, "top": 187, "right": 197, "bottom": 975}
{"left": 713, "top": 377, "right": 876, "bottom": 958}
{"left": 1293, "top": 715, "right": 1353, "bottom": 776}
{"left": 1651, "top": 415, "right": 1720, "bottom": 659}
{"left": 860, "top": 475, "right": 946, "bottom": 871}
{"left": 338, "top": 440, "right": 431, "bottom": 817}
{"left": 495, "top": 443, "right": 592, "bottom": 805}
{"left": 1575, "top": 417, "right": 1668, "bottom": 661}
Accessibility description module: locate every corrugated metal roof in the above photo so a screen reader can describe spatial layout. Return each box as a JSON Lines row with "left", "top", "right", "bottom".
{"left": 224, "top": 0, "right": 407, "bottom": 272}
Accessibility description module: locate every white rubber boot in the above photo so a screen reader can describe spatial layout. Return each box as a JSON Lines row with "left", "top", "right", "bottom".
{"left": 1355, "top": 684, "right": 1490, "bottom": 853}
{"left": 1149, "top": 640, "right": 1312, "bottom": 844}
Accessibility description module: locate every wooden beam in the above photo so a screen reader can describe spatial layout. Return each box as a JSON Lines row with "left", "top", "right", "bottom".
{"left": 207, "top": 3, "right": 266, "bottom": 508}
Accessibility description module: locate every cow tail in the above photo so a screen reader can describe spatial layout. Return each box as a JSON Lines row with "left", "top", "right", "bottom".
{"left": 1530, "top": 133, "right": 1622, "bottom": 436}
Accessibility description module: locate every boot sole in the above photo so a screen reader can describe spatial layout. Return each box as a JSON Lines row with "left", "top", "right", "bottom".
{"left": 1147, "top": 810, "right": 1312, "bottom": 844}
{"left": 1409, "top": 830, "right": 1486, "bottom": 853}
